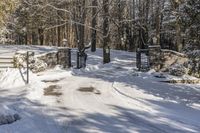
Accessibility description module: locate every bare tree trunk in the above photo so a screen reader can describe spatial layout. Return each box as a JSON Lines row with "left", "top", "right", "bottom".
{"left": 176, "top": 18, "right": 182, "bottom": 51}
{"left": 103, "top": 0, "right": 110, "bottom": 64}
{"left": 145, "top": 0, "right": 150, "bottom": 26}
{"left": 117, "top": 0, "right": 123, "bottom": 50}
{"left": 38, "top": 28, "right": 44, "bottom": 45}
{"left": 74, "top": 0, "right": 86, "bottom": 52}
{"left": 160, "top": 0, "right": 166, "bottom": 48}
{"left": 150, "top": 0, "right": 154, "bottom": 31}
{"left": 155, "top": 0, "right": 161, "bottom": 45}
{"left": 129, "top": 0, "right": 136, "bottom": 51}
{"left": 57, "top": 26, "right": 61, "bottom": 47}
{"left": 91, "top": 0, "right": 97, "bottom": 52}
{"left": 32, "top": 31, "right": 38, "bottom": 45}
{"left": 170, "top": 0, "right": 182, "bottom": 51}
{"left": 79, "top": 0, "right": 86, "bottom": 51}
{"left": 133, "top": 0, "right": 135, "bottom": 19}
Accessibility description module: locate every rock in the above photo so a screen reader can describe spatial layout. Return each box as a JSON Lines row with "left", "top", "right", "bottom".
{"left": 169, "top": 64, "right": 187, "bottom": 76}
{"left": 13, "top": 114, "right": 21, "bottom": 121}
{"left": 154, "top": 73, "right": 166, "bottom": 78}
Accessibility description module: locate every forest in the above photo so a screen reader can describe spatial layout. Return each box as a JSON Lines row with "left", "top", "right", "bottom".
{"left": 0, "top": 1, "right": 200, "bottom": 132}
{"left": 0, "top": 0, "right": 199, "bottom": 52}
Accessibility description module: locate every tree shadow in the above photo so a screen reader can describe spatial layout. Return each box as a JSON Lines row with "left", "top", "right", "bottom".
{"left": 68, "top": 50, "right": 200, "bottom": 132}
{"left": 66, "top": 105, "right": 200, "bottom": 133}
{"left": 19, "top": 68, "right": 27, "bottom": 84}
{"left": 0, "top": 92, "right": 73, "bottom": 133}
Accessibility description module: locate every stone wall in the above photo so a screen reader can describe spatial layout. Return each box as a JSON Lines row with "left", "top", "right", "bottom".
{"left": 14, "top": 51, "right": 48, "bottom": 73}
{"left": 160, "top": 49, "right": 188, "bottom": 72}
{"left": 57, "top": 48, "right": 71, "bottom": 68}
{"left": 13, "top": 48, "right": 71, "bottom": 73}
{"left": 186, "top": 50, "right": 200, "bottom": 78}
{"left": 36, "top": 51, "right": 58, "bottom": 68}
{"left": 148, "top": 45, "right": 162, "bottom": 71}
{"left": 149, "top": 49, "right": 200, "bottom": 77}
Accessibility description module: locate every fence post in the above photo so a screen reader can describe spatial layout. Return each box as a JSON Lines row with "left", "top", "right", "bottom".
{"left": 26, "top": 51, "right": 29, "bottom": 84}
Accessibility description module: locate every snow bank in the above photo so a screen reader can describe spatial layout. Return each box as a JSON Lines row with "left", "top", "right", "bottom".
{"left": 0, "top": 68, "right": 26, "bottom": 89}
{"left": 0, "top": 105, "right": 17, "bottom": 116}
{"left": 0, "top": 68, "right": 46, "bottom": 100}
{"left": 38, "top": 66, "right": 72, "bottom": 82}
{"left": 0, "top": 68, "right": 41, "bottom": 89}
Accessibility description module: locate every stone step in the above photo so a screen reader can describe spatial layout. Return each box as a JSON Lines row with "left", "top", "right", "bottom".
{"left": 0, "top": 60, "right": 14, "bottom": 64}
{"left": 0, "top": 63, "right": 14, "bottom": 68}
{"left": 0, "top": 56, "right": 14, "bottom": 69}
{"left": 0, "top": 56, "right": 13, "bottom": 59}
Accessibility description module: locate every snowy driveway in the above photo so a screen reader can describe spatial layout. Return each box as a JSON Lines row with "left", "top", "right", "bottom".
{"left": 0, "top": 48, "right": 200, "bottom": 133}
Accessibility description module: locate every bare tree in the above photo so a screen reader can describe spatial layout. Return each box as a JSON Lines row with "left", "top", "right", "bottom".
{"left": 103, "top": 0, "right": 110, "bottom": 63}
{"left": 91, "top": 0, "right": 97, "bottom": 52}
{"left": 170, "top": 0, "right": 182, "bottom": 51}
{"left": 155, "top": 0, "right": 161, "bottom": 45}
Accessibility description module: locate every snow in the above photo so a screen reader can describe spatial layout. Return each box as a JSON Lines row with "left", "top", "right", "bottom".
{"left": 0, "top": 68, "right": 27, "bottom": 89}
{"left": 0, "top": 45, "right": 57, "bottom": 56}
{"left": 0, "top": 45, "right": 200, "bottom": 133}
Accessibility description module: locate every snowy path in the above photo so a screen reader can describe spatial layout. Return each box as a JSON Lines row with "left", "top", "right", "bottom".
{"left": 0, "top": 47, "right": 200, "bottom": 133}
{"left": 56, "top": 74, "right": 200, "bottom": 132}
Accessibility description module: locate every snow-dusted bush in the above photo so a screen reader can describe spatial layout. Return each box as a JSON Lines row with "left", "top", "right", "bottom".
{"left": 187, "top": 50, "right": 200, "bottom": 59}
{"left": 159, "top": 48, "right": 200, "bottom": 78}
{"left": 29, "top": 59, "right": 47, "bottom": 73}
{"left": 14, "top": 51, "right": 47, "bottom": 73}
{"left": 169, "top": 64, "right": 187, "bottom": 76}
{"left": 184, "top": 49, "right": 200, "bottom": 78}
{"left": 0, "top": 114, "right": 20, "bottom": 125}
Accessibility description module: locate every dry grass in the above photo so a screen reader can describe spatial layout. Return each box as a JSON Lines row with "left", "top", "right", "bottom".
{"left": 44, "top": 85, "right": 62, "bottom": 96}
{"left": 161, "top": 79, "right": 200, "bottom": 84}
{"left": 42, "top": 78, "right": 64, "bottom": 83}
{"left": 78, "top": 86, "right": 101, "bottom": 95}
{"left": 78, "top": 86, "right": 95, "bottom": 92}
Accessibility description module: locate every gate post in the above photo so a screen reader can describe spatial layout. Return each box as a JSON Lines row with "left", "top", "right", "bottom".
{"left": 77, "top": 51, "right": 87, "bottom": 69}
{"left": 148, "top": 45, "right": 161, "bottom": 71}
{"left": 57, "top": 47, "right": 71, "bottom": 68}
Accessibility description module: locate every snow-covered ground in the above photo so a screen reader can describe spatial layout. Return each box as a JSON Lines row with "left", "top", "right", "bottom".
{"left": 0, "top": 45, "right": 200, "bottom": 133}
{"left": 0, "top": 45, "right": 57, "bottom": 56}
